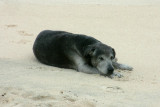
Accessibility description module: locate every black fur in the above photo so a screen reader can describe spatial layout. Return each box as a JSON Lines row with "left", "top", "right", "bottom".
{"left": 33, "top": 30, "right": 100, "bottom": 69}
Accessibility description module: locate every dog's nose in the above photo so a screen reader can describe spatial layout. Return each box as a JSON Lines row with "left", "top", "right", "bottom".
{"left": 107, "top": 67, "right": 114, "bottom": 75}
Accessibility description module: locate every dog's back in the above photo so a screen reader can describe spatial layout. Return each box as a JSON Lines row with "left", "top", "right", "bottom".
{"left": 33, "top": 30, "right": 98, "bottom": 69}
{"left": 33, "top": 30, "right": 75, "bottom": 68}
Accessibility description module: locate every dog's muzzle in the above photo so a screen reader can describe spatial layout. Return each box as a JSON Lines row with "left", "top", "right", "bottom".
{"left": 107, "top": 66, "right": 114, "bottom": 75}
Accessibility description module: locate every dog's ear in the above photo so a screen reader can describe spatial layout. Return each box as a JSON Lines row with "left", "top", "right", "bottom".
{"left": 112, "top": 48, "right": 116, "bottom": 58}
{"left": 84, "top": 45, "right": 96, "bottom": 57}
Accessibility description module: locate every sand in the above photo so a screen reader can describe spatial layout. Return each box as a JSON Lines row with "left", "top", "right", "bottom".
{"left": 0, "top": 0, "right": 160, "bottom": 107}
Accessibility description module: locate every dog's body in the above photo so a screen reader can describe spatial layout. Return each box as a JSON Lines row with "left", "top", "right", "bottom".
{"left": 33, "top": 30, "right": 133, "bottom": 78}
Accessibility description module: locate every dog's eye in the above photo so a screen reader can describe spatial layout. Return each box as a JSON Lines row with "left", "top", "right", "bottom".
{"left": 99, "top": 57, "right": 104, "bottom": 61}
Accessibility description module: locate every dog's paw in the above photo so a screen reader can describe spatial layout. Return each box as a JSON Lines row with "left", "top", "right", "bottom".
{"left": 127, "top": 66, "right": 133, "bottom": 71}
{"left": 109, "top": 72, "right": 123, "bottom": 79}
{"left": 120, "top": 64, "right": 133, "bottom": 71}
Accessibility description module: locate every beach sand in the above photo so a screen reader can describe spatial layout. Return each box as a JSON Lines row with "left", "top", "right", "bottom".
{"left": 0, "top": 1, "right": 160, "bottom": 107}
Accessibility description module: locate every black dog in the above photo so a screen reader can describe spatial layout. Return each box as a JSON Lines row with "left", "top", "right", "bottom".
{"left": 33, "top": 30, "right": 133, "bottom": 78}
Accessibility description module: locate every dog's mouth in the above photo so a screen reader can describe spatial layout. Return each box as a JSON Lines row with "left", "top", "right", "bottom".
{"left": 98, "top": 67, "right": 114, "bottom": 76}
{"left": 107, "top": 71, "right": 114, "bottom": 76}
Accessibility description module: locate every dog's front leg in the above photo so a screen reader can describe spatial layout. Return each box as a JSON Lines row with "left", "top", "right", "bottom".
{"left": 77, "top": 64, "right": 99, "bottom": 74}
{"left": 73, "top": 54, "right": 99, "bottom": 74}
{"left": 112, "top": 62, "right": 133, "bottom": 71}
{"left": 109, "top": 71, "right": 123, "bottom": 78}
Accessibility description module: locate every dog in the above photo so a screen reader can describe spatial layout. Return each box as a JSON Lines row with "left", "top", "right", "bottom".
{"left": 33, "top": 30, "right": 133, "bottom": 78}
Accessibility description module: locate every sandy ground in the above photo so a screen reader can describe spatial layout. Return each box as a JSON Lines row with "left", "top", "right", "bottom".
{"left": 0, "top": 1, "right": 160, "bottom": 107}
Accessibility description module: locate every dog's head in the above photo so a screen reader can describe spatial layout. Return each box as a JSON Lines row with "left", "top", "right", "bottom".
{"left": 84, "top": 42, "right": 116, "bottom": 76}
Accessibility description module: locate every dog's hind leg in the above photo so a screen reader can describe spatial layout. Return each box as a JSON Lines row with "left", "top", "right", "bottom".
{"left": 112, "top": 62, "right": 133, "bottom": 71}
